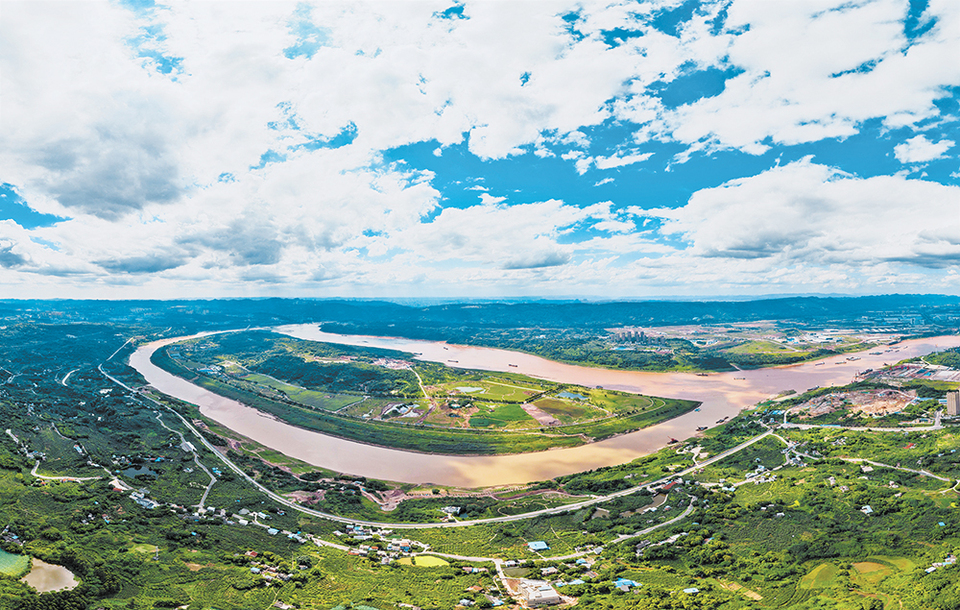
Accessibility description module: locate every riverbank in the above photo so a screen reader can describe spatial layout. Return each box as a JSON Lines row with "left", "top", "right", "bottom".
{"left": 128, "top": 330, "right": 960, "bottom": 487}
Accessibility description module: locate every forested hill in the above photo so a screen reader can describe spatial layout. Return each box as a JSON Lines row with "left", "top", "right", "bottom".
{"left": 0, "top": 294, "right": 958, "bottom": 336}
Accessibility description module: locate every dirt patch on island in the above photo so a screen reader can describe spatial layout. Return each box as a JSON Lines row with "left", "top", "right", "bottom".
{"left": 521, "top": 403, "right": 560, "bottom": 426}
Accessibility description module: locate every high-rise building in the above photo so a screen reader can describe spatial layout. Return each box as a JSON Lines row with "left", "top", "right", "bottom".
{"left": 947, "top": 390, "right": 960, "bottom": 417}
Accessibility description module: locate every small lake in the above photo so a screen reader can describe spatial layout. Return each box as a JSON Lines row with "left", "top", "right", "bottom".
{"left": 0, "top": 548, "right": 29, "bottom": 576}
{"left": 123, "top": 465, "right": 159, "bottom": 478}
{"left": 20, "top": 558, "right": 79, "bottom": 593}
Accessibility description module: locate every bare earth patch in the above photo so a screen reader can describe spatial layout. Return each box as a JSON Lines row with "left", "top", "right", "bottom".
{"left": 720, "top": 580, "right": 763, "bottom": 600}
{"left": 521, "top": 403, "right": 560, "bottom": 426}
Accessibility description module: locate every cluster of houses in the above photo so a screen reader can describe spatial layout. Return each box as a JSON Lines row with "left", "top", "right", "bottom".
{"left": 504, "top": 553, "right": 600, "bottom": 607}
{"left": 512, "top": 558, "right": 704, "bottom": 606}
{"left": 925, "top": 554, "right": 957, "bottom": 574}
{"left": 332, "top": 523, "right": 430, "bottom": 564}
{"left": 129, "top": 490, "right": 160, "bottom": 510}
{"left": 245, "top": 551, "right": 295, "bottom": 583}
{"left": 0, "top": 526, "right": 21, "bottom": 546}
{"left": 635, "top": 530, "right": 700, "bottom": 558}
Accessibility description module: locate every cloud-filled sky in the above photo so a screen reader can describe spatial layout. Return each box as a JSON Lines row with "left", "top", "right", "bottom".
{"left": 1, "top": 0, "right": 958, "bottom": 299}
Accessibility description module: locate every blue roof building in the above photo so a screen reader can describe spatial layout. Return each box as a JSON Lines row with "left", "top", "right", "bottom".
{"left": 527, "top": 541, "right": 550, "bottom": 551}
{"left": 614, "top": 578, "right": 641, "bottom": 589}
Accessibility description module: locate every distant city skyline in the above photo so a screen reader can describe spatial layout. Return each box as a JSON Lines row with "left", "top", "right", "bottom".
{"left": 1, "top": 0, "right": 958, "bottom": 298}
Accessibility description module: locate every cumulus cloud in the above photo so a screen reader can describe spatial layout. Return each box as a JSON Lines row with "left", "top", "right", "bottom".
{"left": 0, "top": 0, "right": 956, "bottom": 297}
{"left": 96, "top": 253, "right": 189, "bottom": 275}
{"left": 644, "top": 0, "right": 960, "bottom": 155}
{"left": 593, "top": 152, "right": 653, "bottom": 170}
{"left": 894, "top": 135, "right": 956, "bottom": 163}
{"left": 0, "top": 240, "right": 27, "bottom": 269}
{"left": 654, "top": 158, "right": 960, "bottom": 269}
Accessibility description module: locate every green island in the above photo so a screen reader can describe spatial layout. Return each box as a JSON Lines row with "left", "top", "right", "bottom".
{"left": 0, "top": 299, "right": 958, "bottom": 609}
{"left": 147, "top": 330, "right": 699, "bottom": 455}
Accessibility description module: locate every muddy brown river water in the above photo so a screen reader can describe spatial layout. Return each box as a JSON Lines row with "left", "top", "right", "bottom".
{"left": 128, "top": 327, "right": 960, "bottom": 488}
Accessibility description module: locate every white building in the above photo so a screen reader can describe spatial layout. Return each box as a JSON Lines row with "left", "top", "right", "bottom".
{"left": 947, "top": 390, "right": 960, "bottom": 417}
{"left": 518, "top": 580, "right": 561, "bottom": 607}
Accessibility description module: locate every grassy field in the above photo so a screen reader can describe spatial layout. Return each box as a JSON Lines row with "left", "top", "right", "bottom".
{"left": 533, "top": 397, "right": 591, "bottom": 421}
{"left": 396, "top": 555, "right": 449, "bottom": 567}
{"left": 799, "top": 563, "right": 840, "bottom": 589}
{"left": 432, "top": 378, "right": 543, "bottom": 402}
{"left": 726, "top": 340, "right": 802, "bottom": 355}
{"left": 468, "top": 403, "right": 535, "bottom": 428}
{"left": 240, "top": 374, "right": 358, "bottom": 410}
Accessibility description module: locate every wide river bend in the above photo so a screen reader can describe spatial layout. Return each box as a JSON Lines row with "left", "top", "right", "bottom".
{"left": 128, "top": 326, "right": 960, "bottom": 488}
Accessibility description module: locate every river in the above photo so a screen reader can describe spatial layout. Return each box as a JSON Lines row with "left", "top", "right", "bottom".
{"left": 128, "top": 327, "right": 960, "bottom": 488}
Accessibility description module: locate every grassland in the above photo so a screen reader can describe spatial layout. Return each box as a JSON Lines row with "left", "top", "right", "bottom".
{"left": 467, "top": 403, "right": 532, "bottom": 428}
{"left": 238, "top": 373, "right": 359, "bottom": 410}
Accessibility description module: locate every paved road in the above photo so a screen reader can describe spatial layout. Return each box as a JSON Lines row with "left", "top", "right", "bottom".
{"left": 30, "top": 461, "right": 102, "bottom": 482}
{"left": 154, "top": 412, "right": 219, "bottom": 508}
{"left": 780, "top": 409, "right": 943, "bottom": 433}
{"left": 60, "top": 368, "right": 79, "bottom": 386}
{"left": 835, "top": 457, "right": 949, "bottom": 482}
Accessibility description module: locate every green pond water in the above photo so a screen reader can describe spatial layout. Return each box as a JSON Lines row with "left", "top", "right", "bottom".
{"left": 0, "top": 548, "right": 29, "bottom": 576}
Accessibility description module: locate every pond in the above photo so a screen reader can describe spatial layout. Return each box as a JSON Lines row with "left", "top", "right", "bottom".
{"left": 123, "top": 465, "right": 159, "bottom": 478}
{"left": 20, "top": 558, "right": 78, "bottom": 593}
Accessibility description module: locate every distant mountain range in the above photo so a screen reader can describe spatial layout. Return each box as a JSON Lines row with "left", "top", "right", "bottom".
{"left": 1, "top": 294, "right": 958, "bottom": 336}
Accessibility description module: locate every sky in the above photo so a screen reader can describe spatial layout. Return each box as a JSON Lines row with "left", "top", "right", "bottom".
{"left": 1, "top": 0, "right": 958, "bottom": 299}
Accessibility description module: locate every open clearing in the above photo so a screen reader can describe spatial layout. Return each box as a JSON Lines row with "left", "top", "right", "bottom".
{"left": 800, "top": 563, "right": 840, "bottom": 589}
{"left": 852, "top": 561, "right": 894, "bottom": 585}
{"left": 396, "top": 555, "right": 449, "bottom": 567}
{"left": 719, "top": 580, "right": 762, "bottom": 600}
{"left": 241, "top": 374, "right": 357, "bottom": 410}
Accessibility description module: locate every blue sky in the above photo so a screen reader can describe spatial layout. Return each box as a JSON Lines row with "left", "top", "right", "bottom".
{"left": 0, "top": 0, "right": 958, "bottom": 298}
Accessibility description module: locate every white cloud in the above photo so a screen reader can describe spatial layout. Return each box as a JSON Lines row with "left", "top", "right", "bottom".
{"left": 0, "top": 0, "right": 957, "bottom": 298}
{"left": 479, "top": 193, "right": 507, "bottom": 205}
{"left": 647, "top": 0, "right": 960, "bottom": 155}
{"left": 594, "top": 152, "right": 653, "bottom": 170}
{"left": 894, "top": 135, "right": 956, "bottom": 163}
{"left": 654, "top": 158, "right": 960, "bottom": 269}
